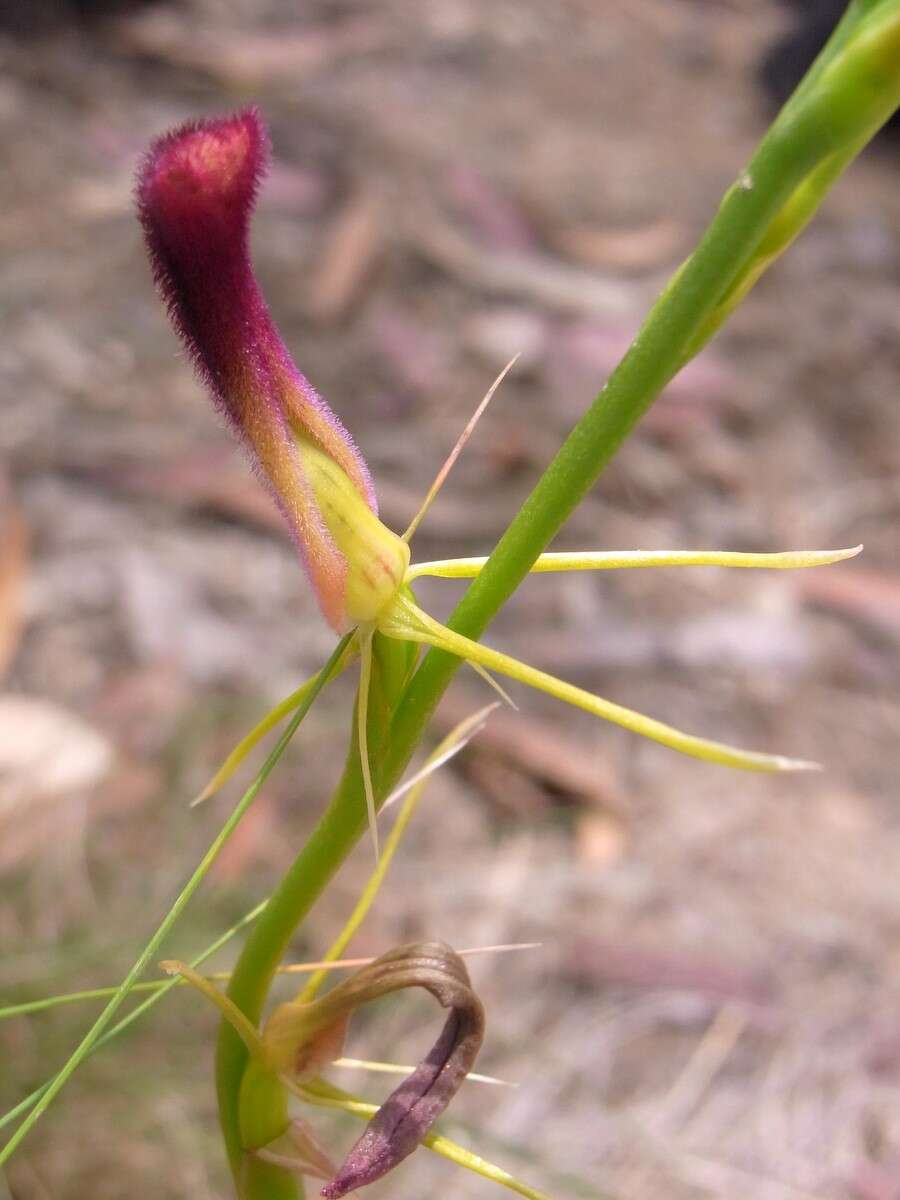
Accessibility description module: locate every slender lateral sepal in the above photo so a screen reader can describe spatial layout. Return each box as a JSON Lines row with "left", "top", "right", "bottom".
{"left": 380, "top": 594, "right": 820, "bottom": 772}
{"left": 406, "top": 545, "right": 863, "bottom": 581}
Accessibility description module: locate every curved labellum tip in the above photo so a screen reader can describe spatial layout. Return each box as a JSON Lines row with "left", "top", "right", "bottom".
{"left": 320, "top": 1014, "right": 473, "bottom": 1197}
{"left": 136, "top": 109, "right": 394, "bottom": 632}
{"left": 320, "top": 943, "right": 484, "bottom": 1197}
{"left": 263, "top": 942, "right": 484, "bottom": 1196}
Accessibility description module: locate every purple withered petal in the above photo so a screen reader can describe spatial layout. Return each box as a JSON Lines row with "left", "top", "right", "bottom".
{"left": 135, "top": 109, "right": 379, "bottom": 631}
{"left": 261, "top": 942, "right": 485, "bottom": 1196}
{"left": 321, "top": 1006, "right": 477, "bottom": 1198}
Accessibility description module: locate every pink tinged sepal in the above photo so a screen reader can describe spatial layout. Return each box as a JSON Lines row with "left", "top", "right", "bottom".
{"left": 136, "top": 108, "right": 390, "bottom": 632}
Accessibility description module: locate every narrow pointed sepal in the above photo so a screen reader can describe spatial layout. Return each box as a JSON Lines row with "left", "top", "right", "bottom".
{"left": 192, "top": 639, "right": 358, "bottom": 806}
{"left": 379, "top": 594, "right": 821, "bottom": 773}
{"left": 407, "top": 544, "right": 864, "bottom": 581}
{"left": 158, "top": 960, "right": 265, "bottom": 1059}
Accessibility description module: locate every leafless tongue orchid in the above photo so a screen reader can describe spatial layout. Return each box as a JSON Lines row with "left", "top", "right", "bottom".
{"left": 2, "top": 15, "right": 893, "bottom": 1198}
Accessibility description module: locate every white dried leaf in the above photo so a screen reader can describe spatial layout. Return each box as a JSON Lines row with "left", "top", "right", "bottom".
{"left": 0, "top": 696, "right": 112, "bottom": 819}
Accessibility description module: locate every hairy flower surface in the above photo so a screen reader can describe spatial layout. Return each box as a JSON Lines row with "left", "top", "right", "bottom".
{"left": 137, "top": 109, "right": 407, "bottom": 633}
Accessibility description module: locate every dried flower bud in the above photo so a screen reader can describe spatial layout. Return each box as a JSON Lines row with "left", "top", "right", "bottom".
{"left": 263, "top": 941, "right": 485, "bottom": 1196}
{"left": 136, "top": 109, "right": 407, "bottom": 631}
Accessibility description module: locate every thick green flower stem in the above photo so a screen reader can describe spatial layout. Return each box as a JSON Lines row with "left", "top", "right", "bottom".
{"left": 216, "top": 632, "right": 414, "bottom": 1196}
{"left": 236, "top": 1061, "right": 295, "bottom": 1200}
{"left": 217, "top": 15, "right": 900, "bottom": 1197}
{"left": 216, "top": 752, "right": 367, "bottom": 1196}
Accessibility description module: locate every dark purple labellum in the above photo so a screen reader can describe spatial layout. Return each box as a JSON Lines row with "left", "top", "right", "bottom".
{"left": 265, "top": 941, "right": 484, "bottom": 1198}
{"left": 320, "top": 1003, "right": 476, "bottom": 1198}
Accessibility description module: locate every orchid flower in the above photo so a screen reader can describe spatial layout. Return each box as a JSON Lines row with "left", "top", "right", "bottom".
{"left": 157, "top": 705, "right": 530, "bottom": 1198}
{"left": 163, "top": 941, "right": 484, "bottom": 1198}
{"left": 137, "top": 108, "right": 860, "bottom": 860}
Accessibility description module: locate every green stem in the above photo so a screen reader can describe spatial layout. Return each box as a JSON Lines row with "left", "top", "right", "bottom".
{"left": 216, "top": 14, "right": 900, "bottom": 1195}
{"left": 0, "top": 899, "right": 266, "bottom": 1136}
{"left": 0, "top": 633, "right": 347, "bottom": 1169}
{"left": 386, "top": 5, "right": 900, "bottom": 756}
{"left": 215, "top": 637, "right": 408, "bottom": 1190}
{"left": 216, "top": 762, "right": 372, "bottom": 1179}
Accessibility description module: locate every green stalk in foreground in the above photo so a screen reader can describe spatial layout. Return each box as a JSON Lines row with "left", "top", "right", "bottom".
{"left": 215, "top": 8, "right": 900, "bottom": 1194}
{"left": 0, "top": 634, "right": 349, "bottom": 1169}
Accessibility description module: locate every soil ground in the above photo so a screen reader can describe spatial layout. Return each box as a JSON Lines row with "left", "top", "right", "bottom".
{"left": 2, "top": 3, "right": 900, "bottom": 1199}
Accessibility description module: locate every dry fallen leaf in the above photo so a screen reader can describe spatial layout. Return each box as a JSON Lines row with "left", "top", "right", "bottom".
{"left": 0, "top": 696, "right": 113, "bottom": 815}
{"left": 0, "top": 696, "right": 114, "bottom": 871}
{"left": 437, "top": 685, "right": 624, "bottom": 815}
{"left": 308, "top": 190, "right": 383, "bottom": 324}
{"left": 0, "top": 472, "right": 29, "bottom": 681}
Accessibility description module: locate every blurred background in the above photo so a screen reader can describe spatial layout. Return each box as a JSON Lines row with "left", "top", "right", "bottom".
{"left": 2, "top": 2, "right": 900, "bottom": 1198}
